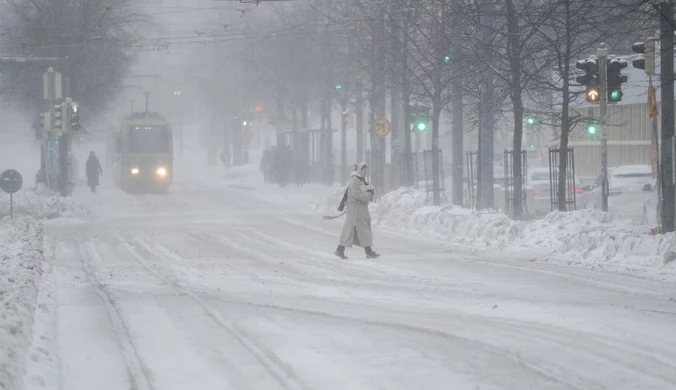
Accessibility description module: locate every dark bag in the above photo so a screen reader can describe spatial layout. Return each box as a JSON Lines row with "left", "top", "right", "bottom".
{"left": 338, "top": 188, "right": 348, "bottom": 211}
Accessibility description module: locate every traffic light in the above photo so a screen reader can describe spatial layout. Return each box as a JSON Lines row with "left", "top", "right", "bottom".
{"left": 525, "top": 116, "right": 535, "bottom": 126}
{"left": 444, "top": 55, "right": 451, "bottom": 64}
{"left": 335, "top": 84, "right": 343, "bottom": 90}
{"left": 606, "top": 58, "right": 628, "bottom": 102}
{"left": 414, "top": 115, "right": 428, "bottom": 132}
{"left": 575, "top": 58, "right": 600, "bottom": 103}
{"left": 69, "top": 102, "right": 80, "bottom": 131}
{"left": 408, "top": 105, "right": 430, "bottom": 132}
{"left": 53, "top": 103, "right": 63, "bottom": 130}
{"left": 632, "top": 39, "right": 656, "bottom": 74}
{"left": 255, "top": 105, "right": 264, "bottom": 113}
{"left": 585, "top": 121, "right": 597, "bottom": 135}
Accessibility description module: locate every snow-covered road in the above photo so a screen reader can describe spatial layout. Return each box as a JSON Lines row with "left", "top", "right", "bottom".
{"left": 24, "top": 180, "right": 676, "bottom": 390}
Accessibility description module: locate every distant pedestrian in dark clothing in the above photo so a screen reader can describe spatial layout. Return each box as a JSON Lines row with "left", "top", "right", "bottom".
{"left": 86, "top": 151, "right": 102, "bottom": 192}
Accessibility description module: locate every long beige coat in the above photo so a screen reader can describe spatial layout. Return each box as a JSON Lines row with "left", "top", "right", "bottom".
{"left": 339, "top": 172, "right": 373, "bottom": 248}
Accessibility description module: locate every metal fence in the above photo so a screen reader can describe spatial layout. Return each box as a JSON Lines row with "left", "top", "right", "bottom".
{"left": 399, "top": 152, "right": 419, "bottom": 189}
{"left": 466, "top": 151, "right": 478, "bottom": 209}
{"left": 503, "top": 149, "right": 529, "bottom": 219}
{"left": 548, "top": 146, "right": 577, "bottom": 211}
{"left": 423, "top": 148, "right": 447, "bottom": 205}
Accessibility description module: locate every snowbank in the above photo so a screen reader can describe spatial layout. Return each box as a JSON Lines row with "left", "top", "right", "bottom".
{"left": 372, "top": 188, "right": 521, "bottom": 247}
{"left": 0, "top": 184, "right": 91, "bottom": 220}
{"left": 523, "top": 211, "right": 676, "bottom": 273}
{"left": 0, "top": 217, "right": 44, "bottom": 389}
{"left": 338, "top": 188, "right": 676, "bottom": 277}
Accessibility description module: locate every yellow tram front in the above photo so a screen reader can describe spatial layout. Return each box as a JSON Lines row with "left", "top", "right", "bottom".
{"left": 118, "top": 114, "right": 173, "bottom": 193}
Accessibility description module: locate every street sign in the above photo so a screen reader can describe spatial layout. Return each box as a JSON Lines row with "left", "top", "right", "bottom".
{"left": 375, "top": 118, "right": 391, "bottom": 137}
{"left": 1, "top": 169, "right": 23, "bottom": 219}
{"left": 0, "top": 169, "right": 22, "bottom": 194}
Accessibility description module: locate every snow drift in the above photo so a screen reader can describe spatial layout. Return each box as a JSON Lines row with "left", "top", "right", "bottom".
{"left": 0, "top": 217, "right": 44, "bottom": 390}
{"left": 0, "top": 184, "right": 91, "bottom": 220}
{"left": 321, "top": 187, "right": 676, "bottom": 277}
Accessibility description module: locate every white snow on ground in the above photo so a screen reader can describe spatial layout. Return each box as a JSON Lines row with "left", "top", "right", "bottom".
{"left": 11, "top": 158, "right": 676, "bottom": 390}
{"left": 0, "top": 185, "right": 92, "bottom": 220}
{"left": 318, "top": 187, "right": 676, "bottom": 279}
{"left": 0, "top": 181, "right": 91, "bottom": 390}
{"left": 0, "top": 217, "right": 43, "bottom": 390}
{"left": 173, "top": 149, "right": 343, "bottom": 211}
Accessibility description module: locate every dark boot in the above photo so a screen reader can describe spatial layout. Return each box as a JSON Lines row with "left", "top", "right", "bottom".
{"left": 365, "top": 247, "right": 380, "bottom": 259}
{"left": 334, "top": 245, "right": 348, "bottom": 259}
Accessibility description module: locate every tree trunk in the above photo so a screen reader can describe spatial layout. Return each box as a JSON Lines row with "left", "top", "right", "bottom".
{"left": 341, "top": 89, "right": 348, "bottom": 184}
{"left": 401, "top": 6, "right": 413, "bottom": 187}
{"left": 355, "top": 79, "right": 364, "bottom": 163}
{"left": 558, "top": 0, "right": 572, "bottom": 212}
{"left": 451, "top": 3, "right": 464, "bottom": 206}
{"left": 506, "top": 0, "right": 523, "bottom": 220}
{"left": 479, "top": 0, "right": 495, "bottom": 209}
{"left": 432, "top": 104, "right": 442, "bottom": 205}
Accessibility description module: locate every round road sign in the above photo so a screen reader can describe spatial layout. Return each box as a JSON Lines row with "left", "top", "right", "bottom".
{"left": 0, "top": 169, "right": 23, "bottom": 194}
{"left": 375, "top": 118, "right": 391, "bottom": 137}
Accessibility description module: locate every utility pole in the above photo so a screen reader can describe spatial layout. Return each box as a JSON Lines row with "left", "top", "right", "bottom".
{"left": 660, "top": 0, "right": 675, "bottom": 232}
{"left": 597, "top": 43, "right": 609, "bottom": 212}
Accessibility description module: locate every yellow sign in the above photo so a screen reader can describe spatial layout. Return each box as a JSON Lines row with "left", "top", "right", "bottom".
{"left": 375, "top": 118, "right": 391, "bottom": 137}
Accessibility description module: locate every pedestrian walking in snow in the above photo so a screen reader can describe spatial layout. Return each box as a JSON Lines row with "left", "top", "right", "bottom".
{"left": 85, "top": 151, "right": 102, "bottom": 193}
{"left": 335, "top": 162, "right": 380, "bottom": 259}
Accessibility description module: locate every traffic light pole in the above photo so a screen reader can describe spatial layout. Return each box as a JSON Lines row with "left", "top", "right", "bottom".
{"left": 597, "top": 44, "right": 609, "bottom": 212}
{"left": 660, "top": 0, "right": 675, "bottom": 232}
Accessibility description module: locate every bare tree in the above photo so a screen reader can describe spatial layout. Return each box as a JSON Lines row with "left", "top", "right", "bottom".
{"left": 0, "top": 0, "right": 145, "bottom": 118}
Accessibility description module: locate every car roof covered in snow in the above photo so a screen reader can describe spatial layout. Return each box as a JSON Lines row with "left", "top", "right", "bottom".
{"left": 610, "top": 165, "right": 652, "bottom": 175}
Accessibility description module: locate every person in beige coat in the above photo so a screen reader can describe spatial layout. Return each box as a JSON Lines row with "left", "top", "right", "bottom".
{"left": 335, "top": 162, "right": 380, "bottom": 259}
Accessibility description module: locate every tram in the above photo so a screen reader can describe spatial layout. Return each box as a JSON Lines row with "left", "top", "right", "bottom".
{"left": 114, "top": 112, "right": 173, "bottom": 193}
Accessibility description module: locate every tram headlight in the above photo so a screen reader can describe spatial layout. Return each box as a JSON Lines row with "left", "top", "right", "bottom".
{"left": 156, "top": 167, "right": 167, "bottom": 177}
{"left": 131, "top": 168, "right": 140, "bottom": 175}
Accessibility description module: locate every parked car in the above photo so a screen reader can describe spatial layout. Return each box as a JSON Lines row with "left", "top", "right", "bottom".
{"left": 528, "top": 167, "right": 585, "bottom": 216}
{"left": 584, "top": 165, "right": 655, "bottom": 222}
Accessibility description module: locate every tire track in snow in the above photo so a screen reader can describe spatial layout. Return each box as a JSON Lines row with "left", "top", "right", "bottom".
{"left": 199, "top": 229, "right": 676, "bottom": 389}
{"left": 116, "top": 233, "right": 310, "bottom": 390}
{"left": 121, "top": 232, "right": 588, "bottom": 389}
{"left": 75, "top": 237, "right": 154, "bottom": 390}
{"left": 135, "top": 230, "right": 602, "bottom": 389}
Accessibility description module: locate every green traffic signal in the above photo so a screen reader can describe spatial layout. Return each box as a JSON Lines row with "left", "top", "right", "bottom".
{"left": 444, "top": 55, "right": 451, "bottom": 64}
{"left": 526, "top": 116, "right": 535, "bottom": 125}
{"left": 609, "top": 89, "right": 622, "bottom": 101}
{"left": 586, "top": 122, "right": 597, "bottom": 135}
{"left": 335, "top": 84, "right": 342, "bottom": 90}
{"left": 417, "top": 122, "right": 427, "bottom": 132}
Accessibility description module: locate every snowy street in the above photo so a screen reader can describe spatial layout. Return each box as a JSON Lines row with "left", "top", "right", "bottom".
{"left": 22, "top": 179, "right": 676, "bottom": 390}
